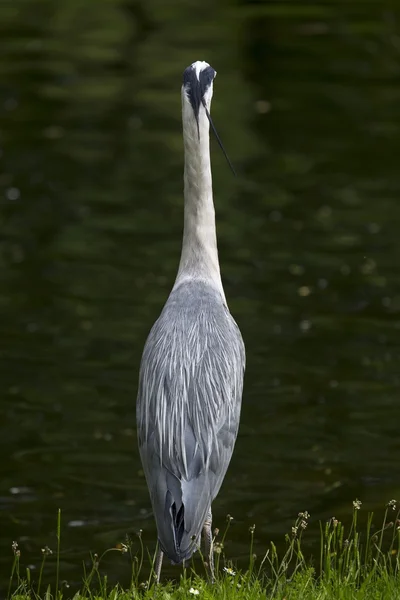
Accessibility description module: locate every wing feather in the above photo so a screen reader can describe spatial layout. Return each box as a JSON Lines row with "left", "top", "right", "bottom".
{"left": 137, "top": 281, "right": 245, "bottom": 563}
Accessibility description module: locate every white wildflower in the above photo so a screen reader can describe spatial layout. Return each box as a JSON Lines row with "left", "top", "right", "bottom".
{"left": 189, "top": 588, "right": 199, "bottom": 595}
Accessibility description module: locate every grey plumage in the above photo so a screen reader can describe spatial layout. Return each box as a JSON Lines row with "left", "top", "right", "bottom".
{"left": 137, "top": 281, "right": 245, "bottom": 563}
{"left": 136, "top": 60, "right": 245, "bottom": 575}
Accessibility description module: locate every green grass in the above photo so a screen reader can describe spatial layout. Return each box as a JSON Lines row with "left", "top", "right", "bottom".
{"left": 6, "top": 500, "right": 400, "bottom": 600}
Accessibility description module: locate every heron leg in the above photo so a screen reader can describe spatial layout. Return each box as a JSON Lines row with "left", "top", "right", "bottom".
{"left": 203, "top": 508, "right": 215, "bottom": 583}
{"left": 154, "top": 548, "right": 164, "bottom": 583}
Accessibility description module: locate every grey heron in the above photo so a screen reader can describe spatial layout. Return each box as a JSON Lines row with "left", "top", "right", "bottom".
{"left": 136, "top": 60, "right": 245, "bottom": 582}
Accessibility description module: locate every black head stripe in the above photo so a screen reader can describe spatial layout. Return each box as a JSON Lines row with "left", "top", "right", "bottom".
{"left": 183, "top": 66, "right": 202, "bottom": 118}
{"left": 199, "top": 66, "right": 216, "bottom": 99}
{"left": 182, "top": 64, "right": 216, "bottom": 122}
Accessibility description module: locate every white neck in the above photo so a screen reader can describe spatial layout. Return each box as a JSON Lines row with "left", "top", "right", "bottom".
{"left": 173, "top": 92, "right": 225, "bottom": 301}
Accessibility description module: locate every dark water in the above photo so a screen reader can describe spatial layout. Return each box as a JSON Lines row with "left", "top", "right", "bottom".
{"left": 1, "top": 0, "right": 400, "bottom": 591}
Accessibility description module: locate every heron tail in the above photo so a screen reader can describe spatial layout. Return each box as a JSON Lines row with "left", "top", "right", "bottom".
{"left": 158, "top": 495, "right": 201, "bottom": 564}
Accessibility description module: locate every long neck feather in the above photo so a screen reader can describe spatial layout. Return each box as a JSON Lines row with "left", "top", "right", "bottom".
{"left": 174, "top": 96, "right": 225, "bottom": 300}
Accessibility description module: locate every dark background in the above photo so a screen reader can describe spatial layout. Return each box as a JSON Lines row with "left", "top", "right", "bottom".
{"left": 1, "top": 0, "right": 400, "bottom": 591}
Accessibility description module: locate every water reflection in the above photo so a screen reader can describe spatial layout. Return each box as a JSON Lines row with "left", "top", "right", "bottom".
{"left": 1, "top": 0, "right": 400, "bottom": 592}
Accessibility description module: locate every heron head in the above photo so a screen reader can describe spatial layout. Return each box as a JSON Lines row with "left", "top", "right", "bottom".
{"left": 181, "top": 61, "right": 235, "bottom": 175}
{"left": 182, "top": 60, "right": 216, "bottom": 121}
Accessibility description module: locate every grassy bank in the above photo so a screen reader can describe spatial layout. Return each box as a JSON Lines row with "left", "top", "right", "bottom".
{"left": 7, "top": 500, "right": 400, "bottom": 600}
